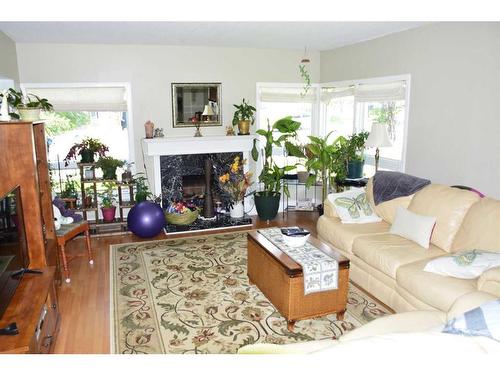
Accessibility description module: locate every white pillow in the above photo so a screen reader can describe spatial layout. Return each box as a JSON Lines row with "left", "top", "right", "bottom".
{"left": 390, "top": 207, "right": 436, "bottom": 249}
{"left": 328, "top": 188, "right": 381, "bottom": 224}
{"left": 424, "top": 250, "right": 500, "bottom": 279}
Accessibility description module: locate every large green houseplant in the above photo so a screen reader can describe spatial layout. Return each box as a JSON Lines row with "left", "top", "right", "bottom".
{"left": 303, "top": 132, "right": 348, "bottom": 212}
{"left": 252, "top": 116, "right": 305, "bottom": 221}
{"left": 345, "top": 131, "right": 369, "bottom": 179}
{"left": 232, "top": 98, "right": 256, "bottom": 135}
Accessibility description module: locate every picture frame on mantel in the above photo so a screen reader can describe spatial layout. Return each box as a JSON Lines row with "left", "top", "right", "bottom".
{"left": 171, "top": 82, "right": 222, "bottom": 128}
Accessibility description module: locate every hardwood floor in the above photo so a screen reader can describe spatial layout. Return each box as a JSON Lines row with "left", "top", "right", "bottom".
{"left": 52, "top": 211, "right": 319, "bottom": 354}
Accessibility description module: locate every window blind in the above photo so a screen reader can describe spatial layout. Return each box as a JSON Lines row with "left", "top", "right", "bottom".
{"left": 259, "top": 86, "right": 317, "bottom": 103}
{"left": 321, "top": 81, "right": 406, "bottom": 104}
{"left": 26, "top": 86, "right": 128, "bottom": 112}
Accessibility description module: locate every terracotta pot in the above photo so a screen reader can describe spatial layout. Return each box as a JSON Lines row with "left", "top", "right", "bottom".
{"left": 101, "top": 206, "right": 116, "bottom": 222}
{"left": 144, "top": 121, "right": 155, "bottom": 139}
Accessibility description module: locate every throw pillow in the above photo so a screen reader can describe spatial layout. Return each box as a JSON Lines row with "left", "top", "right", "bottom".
{"left": 389, "top": 207, "right": 436, "bottom": 249}
{"left": 443, "top": 299, "right": 500, "bottom": 342}
{"left": 328, "top": 188, "right": 381, "bottom": 224}
{"left": 424, "top": 250, "right": 500, "bottom": 279}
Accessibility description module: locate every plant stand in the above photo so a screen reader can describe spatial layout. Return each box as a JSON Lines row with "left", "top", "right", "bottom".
{"left": 75, "top": 163, "right": 137, "bottom": 234}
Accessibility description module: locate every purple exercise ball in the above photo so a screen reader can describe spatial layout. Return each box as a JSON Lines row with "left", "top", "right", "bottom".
{"left": 127, "top": 201, "right": 165, "bottom": 238}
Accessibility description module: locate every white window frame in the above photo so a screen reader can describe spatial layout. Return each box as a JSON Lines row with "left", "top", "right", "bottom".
{"left": 20, "top": 82, "right": 135, "bottom": 170}
{"left": 320, "top": 74, "right": 411, "bottom": 172}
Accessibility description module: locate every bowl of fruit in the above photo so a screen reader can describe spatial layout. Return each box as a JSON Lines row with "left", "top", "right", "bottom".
{"left": 165, "top": 201, "right": 200, "bottom": 225}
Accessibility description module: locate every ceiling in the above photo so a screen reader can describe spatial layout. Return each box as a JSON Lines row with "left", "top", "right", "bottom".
{"left": 0, "top": 22, "right": 426, "bottom": 51}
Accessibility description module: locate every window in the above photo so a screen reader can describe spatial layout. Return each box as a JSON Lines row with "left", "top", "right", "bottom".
{"left": 21, "top": 84, "right": 133, "bottom": 197}
{"left": 321, "top": 78, "right": 409, "bottom": 174}
{"left": 257, "top": 84, "right": 318, "bottom": 167}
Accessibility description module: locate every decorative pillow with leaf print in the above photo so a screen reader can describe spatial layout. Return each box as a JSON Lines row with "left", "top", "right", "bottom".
{"left": 328, "top": 188, "right": 381, "bottom": 224}
{"left": 424, "top": 250, "right": 500, "bottom": 279}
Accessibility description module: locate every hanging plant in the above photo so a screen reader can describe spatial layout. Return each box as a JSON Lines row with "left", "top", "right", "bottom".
{"left": 299, "top": 58, "right": 311, "bottom": 97}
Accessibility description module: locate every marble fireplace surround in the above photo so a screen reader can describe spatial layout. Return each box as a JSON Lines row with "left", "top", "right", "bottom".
{"left": 143, "top": 135, "right": 254, "bottom": 210}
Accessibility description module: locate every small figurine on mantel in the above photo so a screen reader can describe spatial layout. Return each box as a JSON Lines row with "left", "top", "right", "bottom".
{"left": 225, "top": 126, "right": 236, "bottom": 136}
{"left": 144, "top": 120, "right": 155, "bottom": 139}
{"left": 154, "top": 128, "right": 164, "bottom": 138}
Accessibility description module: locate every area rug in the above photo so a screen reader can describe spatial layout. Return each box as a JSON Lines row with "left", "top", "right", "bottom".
{"left": 110, "top": 232, "right": 391, "bottom": 354}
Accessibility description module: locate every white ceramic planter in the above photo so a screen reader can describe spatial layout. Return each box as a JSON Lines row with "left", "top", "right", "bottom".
{"left": 18, "top": 107, "right": 41, "bottom": 121}
{"left": 230, "top": 201, "right": 244, "bottom": 218}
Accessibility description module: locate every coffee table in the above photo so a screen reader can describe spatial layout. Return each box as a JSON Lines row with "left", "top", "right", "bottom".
{"left": 247, "top": 230, "right": 350, "bottom": 331}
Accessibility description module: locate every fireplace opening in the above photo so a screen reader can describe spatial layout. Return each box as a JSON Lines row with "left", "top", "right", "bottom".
{"left": 182, "top": 175, "right": 205, "bottom": 199}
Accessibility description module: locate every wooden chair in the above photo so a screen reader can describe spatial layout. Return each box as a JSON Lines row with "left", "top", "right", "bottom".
{"left": 55, "top": 220, "right": 94, "bottom": 283}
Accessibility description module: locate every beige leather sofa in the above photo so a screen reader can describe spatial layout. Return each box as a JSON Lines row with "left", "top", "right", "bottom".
{"left": 317, "top": 179, "right": 500, "bottom": 313}
{"left": 238, "top": 290, "right": 500, "bottom": 354}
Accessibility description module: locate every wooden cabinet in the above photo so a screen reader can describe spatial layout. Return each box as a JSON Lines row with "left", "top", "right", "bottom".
{"left": 0, "top": 267, "right": 60, "bottom": 354}
{"left": 0, "top": 121, "right": 60, "bottom": 353}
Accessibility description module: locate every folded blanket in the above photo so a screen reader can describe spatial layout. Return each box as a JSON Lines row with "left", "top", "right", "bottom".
{"left": 373, "top": 171, "right": 430, "bottom": 205}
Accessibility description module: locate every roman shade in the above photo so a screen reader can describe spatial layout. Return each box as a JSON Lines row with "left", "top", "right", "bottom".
{"left": 26, "top": 86, "right": 128, "bottom": 112}
{"left": 259, "top": 86, "right": 317, "bottom": 103}
{"left": 321, "top": 80, "right": 406, "bottom": 104}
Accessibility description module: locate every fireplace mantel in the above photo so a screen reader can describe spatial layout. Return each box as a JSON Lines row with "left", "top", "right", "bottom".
{"left": 143, "top": 135, "right": 254, "bottom": 156}
{"left": 143, "top": 135, "right": 255, "bottom": 198}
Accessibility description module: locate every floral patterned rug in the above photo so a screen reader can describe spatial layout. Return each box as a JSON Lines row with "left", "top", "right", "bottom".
{"left": 110, "top": 232, "right": 391, "bottom": 354}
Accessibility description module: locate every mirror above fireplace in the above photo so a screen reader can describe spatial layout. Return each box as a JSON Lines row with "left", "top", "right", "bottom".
{"left": 171, "top": 83, "right": 222, "bottom": 128}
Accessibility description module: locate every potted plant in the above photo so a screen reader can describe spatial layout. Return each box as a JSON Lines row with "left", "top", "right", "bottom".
{"left": 218, "top": 156, "right": 253, "bottom": 218}
{"left": 252, "top": 116, "right": 305, "bottom": 221}
{"left": 83, "top": 186, "right": 94, "bottom": 208}
{"left": 303, "top": 132, "right": 348, "bottom": 213}
{"left": 99, "top": 182, "right": 117, "bottom": 222}
{"left": 232, "top": 98, "right": 256, "bottom": 135}
{"left": 134, "top": 173, "right": 153, "bottom": 203}
{"left": 5, "top": 88, "right": 53, "bottom": 121}
{"left": 64, "top": 137, "right": 109, "bottom": 166}
{"left": 345, "top": 131, "right": 369, "bottom": 179}
{"left": 96, "top": 156, "right": 124, "bottom": 180}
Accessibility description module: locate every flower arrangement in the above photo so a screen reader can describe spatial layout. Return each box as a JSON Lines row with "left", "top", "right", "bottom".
{"left": 64, "top": 137, "right": 109, "bottom": 166}
{"left": 218, "top": 156, "right": 253, "bottom": 203}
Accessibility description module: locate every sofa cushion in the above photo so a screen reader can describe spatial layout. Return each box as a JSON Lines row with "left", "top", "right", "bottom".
{"left": 396, "top": 258, "right": 477, "bottom": 312}
{"left": 477, "top": 267, "right": 500, "bottom": 297}
{"left": 352, "top": 234, "right": 445, "bottom": 279}
{"left": 452, "top": 198, "right": 500, "bottom": 253}
{"left": 408, "top": 184, "right": 480, "bottom": 252}
{"left": 316, "top": 215, "right": 390, "bottom": 254}
{"left": 323, "top": 198, "right": 339, "bottom": 218}
{"left": 366, "top": 177, "right": 414, "bottom": 224}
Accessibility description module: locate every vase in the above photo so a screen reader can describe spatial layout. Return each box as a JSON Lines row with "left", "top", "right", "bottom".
{"left": 101, "top": 206, "right": 116, "bottom": 222}
{"left": 230, "top": 201, "right": 244, "bottom": 218}
{"left": 347, "top": 160, "right": 364, "bottom": 179}
{"left": 144, "top": 121, "right": 154, "bottom": 139}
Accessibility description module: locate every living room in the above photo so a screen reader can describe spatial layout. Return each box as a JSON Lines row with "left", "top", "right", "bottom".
{"left": 1, "top": 1, "right": 499, "bottom": 373}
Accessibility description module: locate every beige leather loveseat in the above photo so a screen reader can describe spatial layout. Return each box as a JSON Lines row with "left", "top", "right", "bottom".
{"left": 317, "top": 179, "right": 500, "bottom": 313}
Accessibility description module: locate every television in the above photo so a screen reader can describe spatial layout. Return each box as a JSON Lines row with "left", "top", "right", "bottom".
{"left": 0, "top": 186, "right": 29, "bottom": 318}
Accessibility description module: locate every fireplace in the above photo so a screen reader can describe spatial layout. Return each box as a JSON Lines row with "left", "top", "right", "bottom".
{"left": 143, "top": 135, "right": 255, "bottom": 232}
{"left": 160, "top": 152, "right": 242, "bottom": 211}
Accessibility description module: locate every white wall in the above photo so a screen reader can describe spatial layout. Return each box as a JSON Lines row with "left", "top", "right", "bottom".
{"left": 321, "top": 22, "right": 500, "bottom": 198}
{"left": 0, "top": 31, "right": 19, "bottom": 84}
{"left": 16, "top": 43, "right": 319, "bottom": 175}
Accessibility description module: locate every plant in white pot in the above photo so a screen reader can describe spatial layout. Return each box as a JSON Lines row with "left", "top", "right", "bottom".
{"left": 218, "top": 156, "right": 253, "bottom": 218}
{"left": 5, "top": 88, "right": 53, "bottom": 121}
